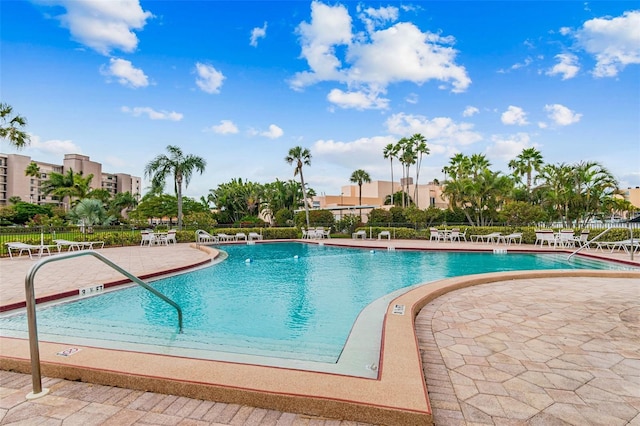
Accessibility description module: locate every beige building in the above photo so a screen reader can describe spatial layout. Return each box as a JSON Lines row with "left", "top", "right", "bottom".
{"left": 313, "top": 180, "right": 448, "bottom": 222}
{"left": 0, "top": 153, "right": 141, "bottom": 207}
{"left": 622, "top": 187, "right": 640, "bottom": 209}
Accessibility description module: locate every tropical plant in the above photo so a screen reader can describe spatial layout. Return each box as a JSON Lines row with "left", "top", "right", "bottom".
{"left": 41, "top": 169, "right": 93, "bottom": 208}
{"left": 442, "top": 153, "right": 514, "bottom": 226}
{"left": 25, "top": 161, "right": 40, "bottom": 178}
{"left": 144, "top": 145, "right": 206, "bottom": 230}
{"left": 535, "top": 161, "right": 618, "bottom": 227}
{"left": 349, "top": 169, "right": 371, "bottom": 219}
{"left": 285, "top": 146, "right": 312, "bottom": 228}
{"left": 109, "top": 191, "right": 139, "bottom": 218}
{"left": 0, "top": 103, "right": 30, "bottom": 148}
{"left": 68, "top": 199, "right": 115, "bottom": 231}
{"left": 508, "top": 147, "right": 544, "bottom": 197}
{"left": 294, "top": 209, "right": 334, "bottom": 229}
{"left": 8, "top": 196, "right": 22, "bottom": 204}
{"left": 409, "top": 133, "right": 429, "bottom": 205}
{"left": 383, "top": 143, "right": 399, "bottom": 206}
{"left": 368, "top": 208, "right": 392, "bottom": 225}
{"left": 130, "top": 193, "right": 178, "bottom": 225}
{"left": 208, "top": 178, "right": 265, "bottom": 224}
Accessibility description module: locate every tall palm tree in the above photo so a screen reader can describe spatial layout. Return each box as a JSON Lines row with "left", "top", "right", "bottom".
{"left": 145, "top": 145, "right": 207, "bottom": 230}
{"left": 0, "top": 103, "right": 30, "bottom": 148}
{"left": 508, "top": 147, "right": 544, "bottom": 196}
{"left": 285, "top": 146, "right": 312, "bottom": 228}
{"left": 383, "top": 143, "right": 399, "bottom": 206}
{"left": 410, "top": 133, "right": 429, "bottom": 206}
{"left": 350, "top": 169, "right": 371, "bottom": 220}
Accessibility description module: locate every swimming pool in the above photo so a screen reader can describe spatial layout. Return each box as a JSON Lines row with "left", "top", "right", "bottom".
{"left": 0, "top": 243, "right": 631, "bottom": 374}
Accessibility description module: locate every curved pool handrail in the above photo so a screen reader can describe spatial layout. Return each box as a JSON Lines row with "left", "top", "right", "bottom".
{"left": 24, "top": 250, "right": 183, "bottom": 398}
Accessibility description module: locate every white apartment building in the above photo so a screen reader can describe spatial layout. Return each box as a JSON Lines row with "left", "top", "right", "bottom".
{"left": 0, "top": 153, "right": 141, "bottom": 207}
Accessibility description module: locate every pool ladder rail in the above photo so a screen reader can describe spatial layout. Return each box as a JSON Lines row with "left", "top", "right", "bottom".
{"left": 23, "top": 250, "right": 183, "bottom": 400}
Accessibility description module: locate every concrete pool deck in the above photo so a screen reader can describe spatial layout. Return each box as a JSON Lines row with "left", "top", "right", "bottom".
{"left": 0, "top": 239, "right": 639, "bottom": 424}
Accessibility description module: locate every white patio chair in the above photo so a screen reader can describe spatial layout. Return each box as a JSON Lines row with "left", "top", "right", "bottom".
{"left": 471, "top": 232, "right": 501, "bottom": 244}
{"left": 248, "top": 232, "right": 263, "bottom": 241}
{"left": 557, "top": 230, "right": 576, "bottom": 248}
{"left": 165, "top": 230, "right": 177, "bottom": 245}
{"left": 498, "top": 232, "right": 522, "bottom": 245}
{"left": 429, "top": 228, "right": 441, "bottom": 242}
{"left": 352, "top": 230, "right": 367, "bottom": 239}
{"left": 535, "top": 230, "right": 556, "bottom": 247}
{"left": 378, "top": 230, "right": 391, "bottom": 240}
{"left": 140, "top": 230, "right": 155, "bottom": 246}
{"left": 235, "top": 232, "right": 247, "bottom": 241}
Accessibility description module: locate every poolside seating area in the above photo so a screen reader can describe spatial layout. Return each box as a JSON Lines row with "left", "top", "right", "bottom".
{"left": 352, "top": 230, "right": 367, "bottom": 239}
{"left": 303, "top": 227, "right": 330, "bottom": 239}
{"left": 140, "top": 229, "right": 177, "bottom": 246}
{"left": 54, "top": 239, "right": 105, "bottom": 251}
{"left": 497, "top": 232, "right": 522, "bottom": 245}
{"left": 195, "top": 229, "right": 218, "bottom": 243}
{"left": 4, "top": 242, "right": 55, "bottom": 259}
{"left": 470, "top": 232, "right": 501, "bottom": 244}
{"left": 248, "top": 232, "right": 263, "bottom": 241}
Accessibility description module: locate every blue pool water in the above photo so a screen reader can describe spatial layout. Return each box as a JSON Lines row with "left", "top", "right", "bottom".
{"left": 0, "top": 243, "right": 631, "bottom": 363}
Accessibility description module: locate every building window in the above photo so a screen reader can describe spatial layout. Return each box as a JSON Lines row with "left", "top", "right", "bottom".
{"left": 430, "top": 197, "right": 436, "bottom": 207}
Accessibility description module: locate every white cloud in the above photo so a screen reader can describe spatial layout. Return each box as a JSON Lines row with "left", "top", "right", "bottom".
{"left": 314, "top": 135, "right": 396, "bottom": 168}
{"left": 544, "top": 104, "right": 582, "bottom": 126}
{"left": 574, "top": 10, "right": 640, "bottom": 77}
{"left": 29, "top": 134, "right": 82, "bottom": 156}
{"left": 559, "top": 27, "right": 572, "bottom": 36}
{"left": 485, "top": 133, "right": 534, "bottom": 162}
{"left": 405, "top": 93, "right": 418, "bottom": 104}
{"left": 357, "top": 5, "right": 399, "bottom": 33}
{"left": 121, "top": 106, "right": 183, "bottom": 121}
{"left": 195, "top": 62, "right": 225, "bottom": 94}
{"left": 39, "top": 0, "right": 153, "bottom": 55}
{"left": 250, "top": 22, "right": 267, "bottom": 47}
{"left": 290, "top": 1, "right": 470, "bottom": 109}
{"left": 463, "top": 106, "right": 479, "bottom": 117}
{"left": 210, "top": 120, "right": 239, "bottom": 134}
{"left": 501, "top": 106, "right": 529, "bottom": 126}
{"left": 100, "top": 58, "right": 149, "bottom": 88}
{"left": 261, "top": 124, "right": 284, "bottom": 139}
{"left": 546, "top": 53, "right": 580, "bottom": 80}
{"left": 385, "top": 112, "right": 482, "bottom": 147}
{"left": 327, "top": 88, "right": 389, "bottom": 110}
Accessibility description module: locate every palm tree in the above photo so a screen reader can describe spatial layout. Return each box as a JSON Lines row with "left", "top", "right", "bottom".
{"left": 41, "top": 169, "right": 93, "bottom": 209}
{"left": 0, "top": 103, "right": 30, "bottom": 148}
{"left": 350, "top": 169, "right": 371, "bottom": 220}
{"left": 285, "top": 146, "right": 312, "bottom": 228}
{"left": 110, "top": 191, "right": 138, "bottom": 218}
{"left": 508, "top": 147, "right": 544, "bottom": 196}
{"left": 383, "top": 143, "right": 399, "bottom": 206}
{"left": 410, "top": 133, "right": 429, "bottom": 206}
{"left": 145, "top": 145, "right": 207, "bottom": 230}
{"left": 69, "top": 198, "right": 115, "bottom": 232}
{"left": 25, "top": 162, "right": 40, "bottom": 178}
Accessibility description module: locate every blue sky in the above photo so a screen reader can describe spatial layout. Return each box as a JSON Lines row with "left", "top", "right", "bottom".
{"left": 2, "top": 0, "right": 639, "bottom": 199}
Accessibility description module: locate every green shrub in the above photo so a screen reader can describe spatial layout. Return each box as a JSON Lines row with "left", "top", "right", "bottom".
{"left": 294, "top": 210, "right": 335, "bottom": 229}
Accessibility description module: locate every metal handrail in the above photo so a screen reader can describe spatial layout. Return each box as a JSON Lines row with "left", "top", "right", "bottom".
{"left": 568, "top": 228, "right": 612, "bottom": 260}
{"left": 24, "top": 250, "right": 183, "bottom": 399}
